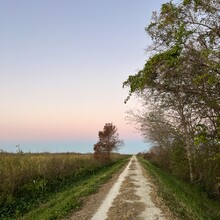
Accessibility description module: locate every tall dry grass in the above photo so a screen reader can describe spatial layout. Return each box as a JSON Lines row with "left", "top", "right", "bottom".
{"left": 0, "top": 153, "right": 96, "bottom": 197}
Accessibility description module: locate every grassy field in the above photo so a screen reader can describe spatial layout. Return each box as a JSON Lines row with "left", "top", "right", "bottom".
{"left": 139, "top": 157, "right": 220, "bottom": 220}
{"left": 0, "top": 152, "right": 129, "bottom": 219}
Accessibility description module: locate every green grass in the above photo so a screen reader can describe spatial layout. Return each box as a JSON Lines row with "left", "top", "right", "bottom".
{"left": 18, "top": 157, "right": 130, "bottom": 220}
{"left": 139, "top": 157, "right": 220, "bottom": 220}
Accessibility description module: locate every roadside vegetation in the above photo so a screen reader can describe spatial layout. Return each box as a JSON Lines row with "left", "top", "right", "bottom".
{"left": 139, "top": 156, "right": 220, "bottom": 220}
{"left": 0, "top": 151, "right": 129, "bottom": 219}
{"left": 123, "top": 0, "right": 220, "bottom": 201}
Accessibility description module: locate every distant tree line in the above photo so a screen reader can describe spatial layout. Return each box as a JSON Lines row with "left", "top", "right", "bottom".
{"left": 123, "top": 0, "right": 220, "bottom": 198}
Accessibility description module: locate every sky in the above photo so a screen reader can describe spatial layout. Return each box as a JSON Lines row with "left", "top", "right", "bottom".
{"left": 0, "top": 0, "right": 170, "bottom": 154}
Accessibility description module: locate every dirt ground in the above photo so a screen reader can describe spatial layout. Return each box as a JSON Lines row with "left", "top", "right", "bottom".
{"left": 68, "top": 156, "right": 176, "bottom": 220}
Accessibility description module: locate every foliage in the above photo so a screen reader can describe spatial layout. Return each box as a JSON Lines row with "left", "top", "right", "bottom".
{"left": 123, "top": 0, "right": 220, "bottom": 197}
{"left": 94, "top": 123, "right": 124, "bottom": 162}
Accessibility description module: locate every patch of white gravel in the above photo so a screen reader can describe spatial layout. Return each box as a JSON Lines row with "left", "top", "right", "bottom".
{"left": 91, "top": 156, "right": 133, "bottom": 220}
{"left": 133, "top": 156, "right": 166, "bottom": 219}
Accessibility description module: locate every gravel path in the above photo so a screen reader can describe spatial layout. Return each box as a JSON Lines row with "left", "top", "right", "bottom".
{"left": 69, "top": 156, "right": 175, "bottom": 220}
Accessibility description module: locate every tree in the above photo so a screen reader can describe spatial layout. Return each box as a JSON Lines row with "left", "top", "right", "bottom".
{"left": 93, "top": 123, "right": 124, "bottom": 162}
{"left": 123, "top": 0, "right": 220, "bottom": 195}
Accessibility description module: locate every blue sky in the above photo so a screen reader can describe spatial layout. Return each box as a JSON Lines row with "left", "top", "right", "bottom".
{"left": 0, "top": 0, "right": 170, "bottom": 154}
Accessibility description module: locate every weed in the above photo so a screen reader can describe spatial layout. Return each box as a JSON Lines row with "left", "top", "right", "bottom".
{"left": 139, "top": 157, "right": 220, "bottom": 220}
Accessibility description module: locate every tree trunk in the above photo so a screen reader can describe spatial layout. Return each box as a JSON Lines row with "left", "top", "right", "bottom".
{"left": 185, "top": 139, "right": 194, "bottom": 183}
{"left": 182, "top": 121, "right": 195, "bottom": 183}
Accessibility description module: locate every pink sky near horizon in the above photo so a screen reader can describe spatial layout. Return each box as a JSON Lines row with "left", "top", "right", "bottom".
{"left": 0, "top": 112, "right": 141, "bottom": 141}
{"left": 0, "top": 65, "right": 141, "bottom": 141}
{"left": 0, "top": 80, "right": 141, "bottom": 141}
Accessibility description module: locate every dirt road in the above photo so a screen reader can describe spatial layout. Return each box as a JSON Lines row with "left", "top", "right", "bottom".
{"left": 69, "top": 156, "right": 170, "bottom": 220}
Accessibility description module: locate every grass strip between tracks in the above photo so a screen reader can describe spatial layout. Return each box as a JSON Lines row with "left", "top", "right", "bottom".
{"left": 19, "top": 157, "right": 130, "bottom": 220}
{"left": 139, "top": 157, "right": 220, "bottom": 220}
